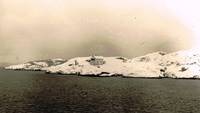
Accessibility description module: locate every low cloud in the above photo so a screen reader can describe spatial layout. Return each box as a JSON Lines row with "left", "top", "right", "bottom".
{"left": 0, "top": 0, "right": 192, "bottom": 64}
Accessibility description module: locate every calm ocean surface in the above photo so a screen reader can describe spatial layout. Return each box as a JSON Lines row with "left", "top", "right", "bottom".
{"left": 0, "top": 69, "right": 200, "bottom": 113}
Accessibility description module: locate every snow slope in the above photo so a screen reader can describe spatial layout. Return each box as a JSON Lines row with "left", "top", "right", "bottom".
{"left": 162, "top": 50, "right": 200, "bottom": 78}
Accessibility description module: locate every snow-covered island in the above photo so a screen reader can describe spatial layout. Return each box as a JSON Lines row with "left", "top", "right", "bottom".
{"left": 5, "top": 50, "right": 200, "bottom": 79}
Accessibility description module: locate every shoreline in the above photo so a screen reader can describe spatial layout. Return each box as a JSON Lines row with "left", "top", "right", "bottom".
{"left": 2, "top": 69, "right": 200, "bottom": 80}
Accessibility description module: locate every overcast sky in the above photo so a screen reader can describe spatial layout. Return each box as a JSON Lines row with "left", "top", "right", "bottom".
{"left": 0, "top": 0, "right": 199, "bottom": 64}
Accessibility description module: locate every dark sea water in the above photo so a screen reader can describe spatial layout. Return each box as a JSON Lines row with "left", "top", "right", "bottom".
{"left": 0, "top": 69, "right": 200, "bottom": 113}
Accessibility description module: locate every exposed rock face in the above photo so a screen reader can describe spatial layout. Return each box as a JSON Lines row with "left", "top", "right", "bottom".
{"left": 86, "top": 56, "right": 106, "bottom": 66}
{"left": 5, "top": 50, "right": 200, "bottom": 79}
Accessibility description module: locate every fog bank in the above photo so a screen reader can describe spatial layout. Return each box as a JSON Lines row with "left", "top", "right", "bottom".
{"left": 0, "top": 0, "right": 192, "bottom": 64}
